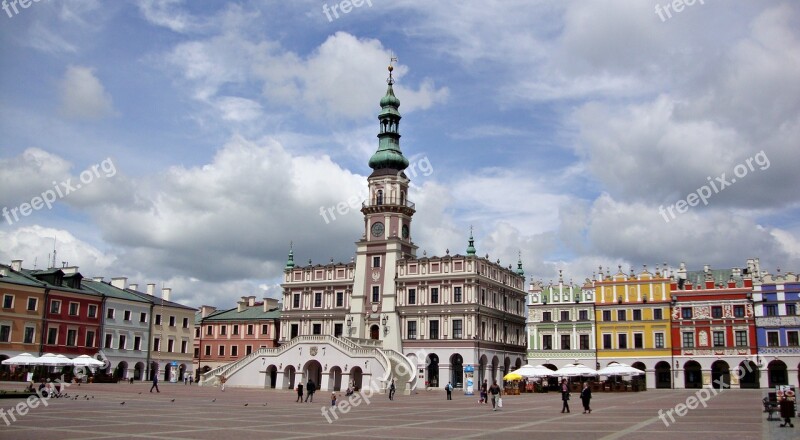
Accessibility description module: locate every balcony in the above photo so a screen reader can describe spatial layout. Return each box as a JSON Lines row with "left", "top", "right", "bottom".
{"left": 362, "top": 197, "right": 415, "bottom": 212}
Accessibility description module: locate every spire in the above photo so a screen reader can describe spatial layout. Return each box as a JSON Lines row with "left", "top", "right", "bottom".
{"left": 466, "top": 226, "right": 476, "bottom": 256}
{"left": 515, "top": 251, "right": 525, "bottom": 276}
{"left": 368, "top": 56, "right": 409, "bottom": 173}
{"left": 284, "top": 242, "right": 295, "bottom": 271}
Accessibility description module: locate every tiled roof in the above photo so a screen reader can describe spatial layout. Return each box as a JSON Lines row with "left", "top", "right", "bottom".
{"left": 201, "top": 305, "right": 282, "bottom": 322}
{"left": 123, "top": 289, "right": 196, "bottom": 311}
{"left": 82, "top": 280, "right": 152, "bottom": 303}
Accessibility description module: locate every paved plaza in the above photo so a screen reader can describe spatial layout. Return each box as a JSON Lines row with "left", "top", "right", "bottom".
{"left": 0, "top": 382, "right": 795, "bottom": 439}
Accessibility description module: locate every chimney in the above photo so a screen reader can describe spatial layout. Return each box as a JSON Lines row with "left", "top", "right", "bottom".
{"left": 161, "top": 287, "right": 171, "bottom": 302}
{"left": 61, "top": 266, "right": 79, "bottom": 275}
{"left": 199, "top": 305, "right": 216, "bottom": 318}
{"left": 146, "top": 283, "right": 156, "bottom": 296}
{"left": 248, "top": 296, "right": 256, "bottom": 307}
{"left": 92, "top": 276, "right": 104, "bottom": 282}
{"left": 263, "top": 297, "right": 279, "bottom": 312}
{"left": 129, "top": 283, "right": 138, "bottom": 291}
{"left": 111, "top": 277, "right": 127, "bottom": 289}
{"left": 11, "top": 260, "right": 22, "bottom": 272}
{"left": 0, "top": 266, "right": 7, "bottom": 277}
{"left": 237, "top": 299, "right": 246, "bottom": 312}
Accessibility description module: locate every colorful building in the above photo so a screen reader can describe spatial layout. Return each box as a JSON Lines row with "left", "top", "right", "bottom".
{"left": 594, "top": 265, "right": 672, "bottom": 389}
{"left": 128, "top": 284, "right": 195, "bottom": 383}
{"left": 0, "top": 261, "right": 47, "bottom": 377}
{"left": 669, "top": 263, "right": 758, "bottom": 389}
{"left": 194, "top": 296, "right": 280, "bottom": 379}
{"left": 29, "top": 266, "right": 104, "bottom": 359}
{"left": 527, "top": 273, "right": 595, "bottom": 371}
{"left": 83, "top": 277, "right": 153, "bottom": 381}
{"left": 752, "top": 263, "right": 800, "bottom": 388}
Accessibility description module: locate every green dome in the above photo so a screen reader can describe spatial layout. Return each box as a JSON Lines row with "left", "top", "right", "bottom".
{"left": 368, "top": 148, "right": 409, "bottom": 170}
{"left": 380, "top": 86, "right": 400, "bottom": 108}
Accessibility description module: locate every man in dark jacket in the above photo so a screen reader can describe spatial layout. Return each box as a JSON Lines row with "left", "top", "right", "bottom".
{"left": 296, "top": 383, "right": 304, "bottom": 402}
{"left": 305, "top": 379, "right": 316, "bottom": 403}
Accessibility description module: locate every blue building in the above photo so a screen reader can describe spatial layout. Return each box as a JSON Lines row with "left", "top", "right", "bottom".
{"left": 752, "top": 260, "right": 800, "bottom": 387}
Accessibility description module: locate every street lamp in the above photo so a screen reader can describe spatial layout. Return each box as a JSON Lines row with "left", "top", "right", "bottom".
{"left": 346, "top": 316, "right": 353, "bottom": 336}
{"left": 381, "top": 315, "right": 389, "bottom": 335}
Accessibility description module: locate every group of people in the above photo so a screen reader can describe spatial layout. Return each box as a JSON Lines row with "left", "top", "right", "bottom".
{"left": 295, "top": 379, "right": 316, "bottom": 402}
{"left": 561, "top": 379, "right": 592, "bottom": 414}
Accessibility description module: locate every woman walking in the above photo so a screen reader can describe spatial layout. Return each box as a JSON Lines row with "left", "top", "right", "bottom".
{"left": 560, "top": 379, "right": 570, "bottom": 413}
{"left": 580, "top": 382, "right": 592, "bottom": 414}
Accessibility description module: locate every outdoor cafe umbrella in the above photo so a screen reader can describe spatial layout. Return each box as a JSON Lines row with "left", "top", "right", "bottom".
{"left": 1, "top": 353, "right": 37, "bottom": 366}
{"left": 503, "top": 372, "right": 524, "bottom": 381}
{"left": 597, "top": 362, "right": 645, "bottom": 377}
{"left": 71, "top": 355, "right": 105, "bottom": 368}
{"left": 554, "top": 363, "right": 598, "bottom": 377}
{"left": 71, "top": 355, "right": 105, "bottom": 367}
{"left": 31, "top": 353, "right": 74, "bottom": 367}
{"left": 510, "top": 364, "right": 555, "bottom": 378}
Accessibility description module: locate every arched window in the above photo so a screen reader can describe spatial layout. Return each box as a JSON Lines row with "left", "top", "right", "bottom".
{"left": 376, "top": 190, "right": 383, "bottom": 205}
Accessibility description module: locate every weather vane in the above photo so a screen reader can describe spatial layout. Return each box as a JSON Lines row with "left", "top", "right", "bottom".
{"left": 388, "top": 53, "right": 397, "bottom": 84}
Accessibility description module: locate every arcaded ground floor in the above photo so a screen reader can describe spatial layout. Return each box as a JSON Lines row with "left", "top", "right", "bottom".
{"left": 0, "top": 382, "right": 796, "bottom": 439}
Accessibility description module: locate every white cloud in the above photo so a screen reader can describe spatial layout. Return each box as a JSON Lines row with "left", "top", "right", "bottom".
{"left": 59, "top": 66, "right": 116, "bottom": 120}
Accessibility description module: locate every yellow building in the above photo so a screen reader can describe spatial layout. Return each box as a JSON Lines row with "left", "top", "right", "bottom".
{"left": 595, "top": 265, "right": 673, "bottom": 389}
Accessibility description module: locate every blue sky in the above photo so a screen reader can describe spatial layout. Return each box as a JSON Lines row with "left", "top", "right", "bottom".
{"left": 1, "top": 0, "right": 798, "bottom": 307}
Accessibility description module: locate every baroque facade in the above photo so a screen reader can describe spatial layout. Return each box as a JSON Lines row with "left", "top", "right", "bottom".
{"left": 198, "top": 65, "right": 527, "bottom": 392}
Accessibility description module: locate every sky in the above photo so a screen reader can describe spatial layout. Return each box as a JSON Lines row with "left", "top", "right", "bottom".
{"left": 1, "top": 0, "right": 798, "bottom": 308}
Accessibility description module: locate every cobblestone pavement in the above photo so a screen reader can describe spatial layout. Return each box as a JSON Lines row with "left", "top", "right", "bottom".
{"left": 0, "top": 382, "right": 795, "bottom": 439}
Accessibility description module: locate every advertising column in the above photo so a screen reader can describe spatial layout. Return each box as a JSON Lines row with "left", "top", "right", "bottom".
{"left": 464, "top": 365, "right": 475, "bottom": 396}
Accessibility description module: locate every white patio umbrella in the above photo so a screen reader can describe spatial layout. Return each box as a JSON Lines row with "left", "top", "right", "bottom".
{"left": 597, "top": 362, "right": 645, "bottom": 376}
{"left": 71, "top": 355, "right": 105, "bottom": 368}
{"left": 31, "top": 353, "right": 74, "bottom": 367}
{"left": 509, "top": 364, "right": 556, "bottom": 378}
{"left": 1, "top": 353, "right": 37, "bottom": 365}
{"left": 554, "top": 363, "right": 598, "bottom": 377}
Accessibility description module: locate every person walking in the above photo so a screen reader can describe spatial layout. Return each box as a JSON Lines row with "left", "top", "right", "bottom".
{"left": 580, "top": 382, "right": 592, "bottom": 414}
{"left": 150, "top": 373, "right": 160, "bottom": 393}
{"left": 220, "top": 375, "right": 227, "bottom": 392}
{"left": 189, "top": 375, "right": 193, "bottom": 385}
{"left": 481, "top": 380, "right": 488, "bottom": 404}
{"left": 183, "top": 373, "right": 188, "bottom": 385}
{"left": 305, "top": 379, "right": 316, "bottom": 403}
{"left": 296, "top": 383, "right": 304, "bottom": 402}
{"left": 560, "top": 379, "right": 570, "bottom": 413}
{"left": 489, "top": 381, "right": 501, "bottom": 411}
{"left": 389, "top": 379, "right": 396, "bottom": 400}
{"left": 446, "top": 382, "right": 453, "bottom": 400}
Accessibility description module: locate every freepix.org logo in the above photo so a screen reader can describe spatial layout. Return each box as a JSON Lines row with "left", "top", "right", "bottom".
{"left": 2, "top": 157, "right": 117, "bottom": 226}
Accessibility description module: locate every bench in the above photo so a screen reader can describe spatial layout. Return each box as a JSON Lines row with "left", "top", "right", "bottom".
{"left": 763, "top": 397, "right": 779, "bottom": 421}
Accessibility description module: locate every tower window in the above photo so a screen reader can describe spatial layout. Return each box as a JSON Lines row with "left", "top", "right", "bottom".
{"left": 376, "top": 190, "right": 383, "bottom": 205}
{"left": 372, "top": 286, "right": 380, "bottom": 302}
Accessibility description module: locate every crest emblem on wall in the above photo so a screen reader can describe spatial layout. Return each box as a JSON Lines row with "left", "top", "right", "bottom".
{"left": 310, "top": 346, "right": 318, "bottom": 357}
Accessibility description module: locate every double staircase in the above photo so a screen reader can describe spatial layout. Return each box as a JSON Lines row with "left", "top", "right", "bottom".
{"left": 199, "top": 335, "right": 417, "bottom": 392}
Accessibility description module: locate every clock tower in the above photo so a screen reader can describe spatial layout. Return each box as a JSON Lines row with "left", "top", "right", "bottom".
{"left": 348, "top": 62, "right": 417, "bottom": 352}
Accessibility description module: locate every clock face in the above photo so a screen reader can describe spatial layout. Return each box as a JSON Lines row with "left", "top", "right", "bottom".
{"left": 402, "top": 225, "right": 409, "bottom": 239}
{"left": 371, "top": 222, "right": 384, "bottom": 237}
